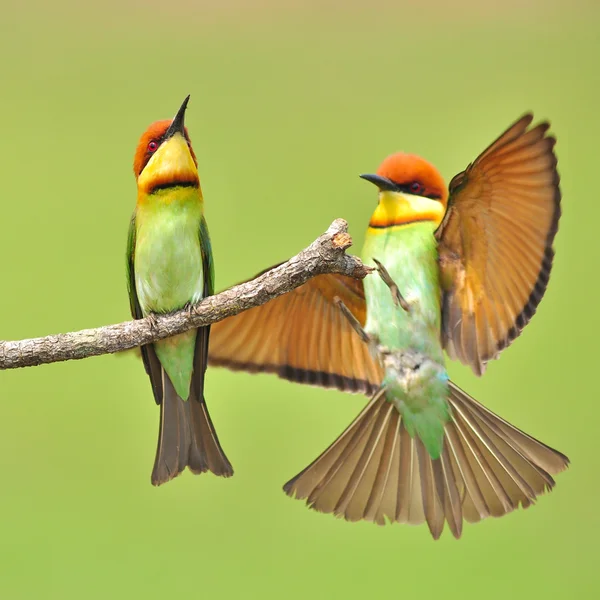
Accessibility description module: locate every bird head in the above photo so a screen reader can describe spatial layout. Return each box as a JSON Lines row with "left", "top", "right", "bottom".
{"left": 134, "top": 95, "right": 200, "bottom": 196}
{"left": 360, "top": 153, "right": 448, "bottom": 229}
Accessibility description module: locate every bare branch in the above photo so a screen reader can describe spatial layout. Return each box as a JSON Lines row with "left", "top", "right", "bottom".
{"left": 0, "top": 219, "right": 372, "bottom": 370}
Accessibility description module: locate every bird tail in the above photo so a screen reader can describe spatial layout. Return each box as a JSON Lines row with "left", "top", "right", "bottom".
{"left": 152, "top": 369, "right": 233, "bottom": 486}
{"left": 283, "top": 382, "right": 568, "bottom": 539}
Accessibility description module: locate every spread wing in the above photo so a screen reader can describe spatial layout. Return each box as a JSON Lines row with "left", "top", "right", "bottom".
{"left": 436, "top": 114, "right": 561, "bottom": 375}
{"left": 208, "top": 267, "right": 383, "bottom": 396}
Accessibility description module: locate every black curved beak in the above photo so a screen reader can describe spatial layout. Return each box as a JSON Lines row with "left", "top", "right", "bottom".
{"left": 165, "top": 95, "right": 190, "bottom": 139}
{"left": 359, "top": 173, "right": 398, "bottom": 192}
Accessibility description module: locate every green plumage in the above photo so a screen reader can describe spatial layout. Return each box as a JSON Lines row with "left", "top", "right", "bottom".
{"left": 127, "top": 185, "right": 232, "bottom": 485}
{"left": 126, "top": 100, "right": 232, "bottom": 485}
{"left": 127, "top": 188, "right": 212, "bottom": 399}
{"left": 361, "top": 222, "right": 450, "bottom": 458}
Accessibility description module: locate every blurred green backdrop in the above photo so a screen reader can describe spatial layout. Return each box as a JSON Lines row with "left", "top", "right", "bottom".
{"left": 0, "top": 0, "right": 597, "bottom": 598}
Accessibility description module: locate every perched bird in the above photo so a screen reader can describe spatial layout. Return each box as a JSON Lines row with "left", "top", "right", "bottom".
{"left": 127, "top": 96, "right": 233, "bottom": 486}
{"left": 208, "top": 114, "right": 568, "bottom": 538}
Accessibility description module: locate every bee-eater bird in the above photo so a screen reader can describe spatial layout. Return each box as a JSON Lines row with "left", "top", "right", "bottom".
{"left": 126, "top": 96, "right": 233, "bottom": 486}
{"left": 208, "top": 114, "right": 568, "bottom": 538}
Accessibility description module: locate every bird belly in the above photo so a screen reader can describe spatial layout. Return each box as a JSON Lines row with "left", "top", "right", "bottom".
{"left": 361, "top": 222, "right": 443, "bottom": 361}
{"left": 134, "top": 206, "right": 205, "bottom": 399}
{"left": 134, "top": 212, "right": 205, "bottom": 316}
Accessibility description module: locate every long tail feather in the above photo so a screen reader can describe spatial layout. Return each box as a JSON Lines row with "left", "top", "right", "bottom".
{"left": 283, "top": 381, "right": 568, "bottom": 538}
{"left": 151, "top": 368, "right": 233, "bottom": 486}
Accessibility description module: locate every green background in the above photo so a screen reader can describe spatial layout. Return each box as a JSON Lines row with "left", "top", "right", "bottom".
{"left": 0, "top": 1, "right": 597, "bottom": 597}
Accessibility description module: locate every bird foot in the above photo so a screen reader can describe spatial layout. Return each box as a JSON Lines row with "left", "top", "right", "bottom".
{"left": 372, "top": 258, "right": 410, "bottom": 312}
{"left": 147, "top": 313, "right": 160, "bottom": 333}
{"left": 334, "top": 296, "right": 384, "bottom": 362}
{"left": 334, "top": 296, "right": 370, "bottom": 344}
{"left": 184, "top": 301, "right": 197, "bottom": 317}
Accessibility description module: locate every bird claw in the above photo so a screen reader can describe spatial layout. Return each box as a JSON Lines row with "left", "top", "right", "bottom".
{"left": 147, "top": 313, "right": 160, "bottom": 333}
{"left": 372, "top": 258, "right": 410, "bottom": 312}
{"left": 334, "top": 296, "right": 371, "bottom": 344}
{"left": 184, "top": 302, "right": 197, "bottom": 317}
{"left": 334, "top": 296, "right": 385, "bottom": 364}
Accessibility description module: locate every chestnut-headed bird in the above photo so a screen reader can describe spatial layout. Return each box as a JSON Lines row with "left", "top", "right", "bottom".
{"left": 208, "top": 114, "right": 568, "bottom": 537}
{"left": 127, "top": 96, "right": 233, "bottom": 486}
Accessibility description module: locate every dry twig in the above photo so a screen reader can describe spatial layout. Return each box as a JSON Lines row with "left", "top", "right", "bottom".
{"left": 0, "top": 219, "right": 371, "bottom": 370}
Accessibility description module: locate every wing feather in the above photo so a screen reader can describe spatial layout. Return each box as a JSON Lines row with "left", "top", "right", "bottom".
{"left": 437, "top": 114, "right": 561, "bottom": 374}
{"left": 208, "top": 269, "right": 383, "bottom": 395}
{"left": 126, "top": 213, "right": 163, "bottom": 404}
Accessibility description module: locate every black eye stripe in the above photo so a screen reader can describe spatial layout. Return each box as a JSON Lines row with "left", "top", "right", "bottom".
{"left": 393, "top": 182, "right": 442, "bottom": 200}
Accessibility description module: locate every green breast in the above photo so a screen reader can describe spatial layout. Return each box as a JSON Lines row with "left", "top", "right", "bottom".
{"left": 133, "top": 190, "right": 205, "bottom": 400}
{"left": 134, "top": 191, "right": 205, "bottom": 316}
{"left": 361, "top": 222, "right": 443, "bottom": 361}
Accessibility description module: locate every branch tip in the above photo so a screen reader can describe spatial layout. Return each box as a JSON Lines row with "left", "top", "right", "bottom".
{"left": 332, "top": 232, "right": 352, "bottom": 249}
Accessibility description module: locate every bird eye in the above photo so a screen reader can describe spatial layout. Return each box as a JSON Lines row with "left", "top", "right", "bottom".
{"left": 147, "top": 141, "right": 158, "bottom": 153}
{"left": 410, "top": 182, "right": 423, "bottom": 194}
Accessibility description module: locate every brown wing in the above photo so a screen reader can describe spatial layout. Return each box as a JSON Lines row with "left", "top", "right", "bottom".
{"left": 436, "top": 114, "right": 561, "bottom": 375}
{"left": 208, "top": 268, "right": 383, "bottom": 396}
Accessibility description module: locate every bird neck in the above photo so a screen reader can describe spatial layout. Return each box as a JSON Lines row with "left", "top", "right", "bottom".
{"left": 137, "top": 184, "right": 204, "bottom": 211}
{"left": 368, "top": 190, "right": 444, "bottom": 233}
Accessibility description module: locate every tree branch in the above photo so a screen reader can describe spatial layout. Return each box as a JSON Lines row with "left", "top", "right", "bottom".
{"left": 0, "top": 219, "right": 372, "bottom": 370}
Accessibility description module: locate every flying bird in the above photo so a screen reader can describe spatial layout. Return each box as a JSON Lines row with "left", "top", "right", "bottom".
{"left": 127, "top": 96, "right": 233, "bottom": 485}
{"left": 208, "top": 114, "right": 568, "bottom": 538}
